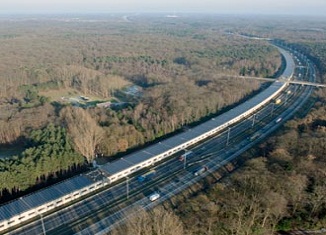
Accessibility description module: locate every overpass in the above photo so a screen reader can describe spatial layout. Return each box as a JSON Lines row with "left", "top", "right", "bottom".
{"left": 229, "top": 75, "right": 326, "bottom": 88}
{"left": 0, "top": 41, "right": 316, "bottom": 234}
{"left": 287, "top": 80, "right": 326, "bottom": 87}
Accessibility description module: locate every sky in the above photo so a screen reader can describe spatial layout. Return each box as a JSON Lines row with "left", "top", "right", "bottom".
{"left": 0, "top": 0, "right": 325, "bottom": 15}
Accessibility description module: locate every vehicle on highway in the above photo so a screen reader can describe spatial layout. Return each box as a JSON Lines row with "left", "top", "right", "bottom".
{"left": 249, "top": 132, "right": 261, "bottom": 141}
{"left": 179, "top": 150, "right": 194, "bottom": 161}
{"left": 0, "top": 43, "right": 296, "bottom": 233}
{"left": 275, "top": 98, "right": 282, "bottom": 104}
{"left": 149, "top": 192, "right": 160, "bottom": 201}
{"left": 194, "top": 166, "right": 208, "bottom": 176}
{"left": 275, "top": 117, "right": 282, "bottom": 123}
{"left": 137, "top": 170, "right": 156, "bottom": 183}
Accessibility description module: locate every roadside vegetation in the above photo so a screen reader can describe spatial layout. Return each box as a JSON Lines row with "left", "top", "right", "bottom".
{"left": 1, "top": 14, "right": 325, "bottom": 233}
{"left": 109, "top": 207, "right": 184, "bottom": 235}
{"left": 174, "top": 18, "right": 326, "bottom": 235}
{"left": 106, "top": 93, "right": 326, "bottom": 235}
{"left": 110, "top": 100, "right": 326, "bottom": 233}
{"left": 0, "top": 15, "right": 281, "bottom": 202}
{"left": 106, "top": 16, "right": 326, "bottom": 235}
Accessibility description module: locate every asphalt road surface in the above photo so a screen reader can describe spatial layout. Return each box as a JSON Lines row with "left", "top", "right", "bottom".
{"left": 6, "top": 46, "right": 315, "bottom": 235}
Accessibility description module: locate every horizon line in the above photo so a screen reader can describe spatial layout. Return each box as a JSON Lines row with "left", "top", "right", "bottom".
{"left": 0, "top": 11, "right": 325, "bottom": 18}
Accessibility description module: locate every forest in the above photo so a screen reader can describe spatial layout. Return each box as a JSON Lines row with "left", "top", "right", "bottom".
{"left": 108, "top": 16, "right": 326, "bottom": 235}
{"left": 0, "top": 14, "right": 325, "bottom": 234}
{"left": 108, "top": 99, "right": 326, "bottom": 235}
{"left": 0, "top": 15, "right": 282, "bottom": 201}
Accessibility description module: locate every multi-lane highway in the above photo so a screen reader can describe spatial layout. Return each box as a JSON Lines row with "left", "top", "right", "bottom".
{"left": 4, "top": 41, "right": 316, "bottom": 235}
{"left": 7, "top": 96, "right": 291, "bottom": 235}
{"left": 77, "top": 88, "right": 313, "bottom": 235}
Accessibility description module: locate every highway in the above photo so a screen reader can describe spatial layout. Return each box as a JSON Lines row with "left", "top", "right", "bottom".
{"left": 4, "top": 42, "right": 316, "bottom": 235}
{"left": 7, "top": 99, "right": 288, "bottom": 235}
{"left": 0, "top": 43, "right": 291, "bottom": 233}
{"left": 76, "top": 44, "right": 317, "bottom": 235}
{"left": 79, "top": 85, "right": 312, "bottom": 235}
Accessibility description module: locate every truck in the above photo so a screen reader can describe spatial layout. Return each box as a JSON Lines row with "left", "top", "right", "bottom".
{"left": 179, "top": 150, "right": 194, "bottom": 161}
{"left": 193, "top": 166, "right": 208, "bottom": 176}
{"left": 137, "top": 170, "right": 156, "bottom": 183}
{"left": 149, "top": 192, "right": 160, "bottom": 202}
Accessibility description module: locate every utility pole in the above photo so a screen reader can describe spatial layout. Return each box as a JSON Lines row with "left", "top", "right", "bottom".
{"left": 252, "top": 114, "right": 256, "bottom": 128}
{"left": 126, "top": 176, "right": 129, "bottom": 200}
{"left": 285, "top": 92, "right": 289, "bottom": 105}
{"left": 226, "top": 127, "right": 231, "bottom": 146}
{"left": 271, "top": 102, "right": 275, "bottom": 116}
{"left": 40, "top": 214, "right": 46, "bottom": 235}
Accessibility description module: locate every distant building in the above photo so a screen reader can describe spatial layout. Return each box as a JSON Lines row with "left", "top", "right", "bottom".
{"left": 96, "top": 101, "right": 111, "bottom": 108}
{"left": 80, "top": 96, "right": 90, "bottom": 101}
{"left": 124, "top": 85, "right": 142, "bottom": 96}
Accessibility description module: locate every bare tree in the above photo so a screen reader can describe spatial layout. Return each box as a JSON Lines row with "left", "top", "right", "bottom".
{"left": 0, "top": 119, "right": 22, "bottom": 144}
{"left": 109, "top": 206, "right": 185, "bottom": 235}
{"left": 61, "top": 106, "right": 104, "bottom": 163}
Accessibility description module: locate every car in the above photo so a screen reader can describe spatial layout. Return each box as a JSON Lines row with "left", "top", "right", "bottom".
{"left": 193, "top": 166, "right": 208, "bottom": 176}
{"left": 149, "top": 192, "right": 160, "bottom": 201}
{"left": 137, "top": 170, "right": 156, "bottom": 183}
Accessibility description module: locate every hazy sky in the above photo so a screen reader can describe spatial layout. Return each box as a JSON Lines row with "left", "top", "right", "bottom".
{"left": 0, "top": 0, "right": 325, "bottom": 15}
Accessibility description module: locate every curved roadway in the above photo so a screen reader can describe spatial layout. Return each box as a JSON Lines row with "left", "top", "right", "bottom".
{"left": 5, "top": 43, "right": 314, "bottom": 235}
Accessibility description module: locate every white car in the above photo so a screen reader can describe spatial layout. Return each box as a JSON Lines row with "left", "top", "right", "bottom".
{"left": 149, "top": 192, "right": 160, "bottom": 201}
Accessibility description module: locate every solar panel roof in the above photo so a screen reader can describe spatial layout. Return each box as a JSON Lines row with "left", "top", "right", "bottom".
{"left": 278, "top": 48, "right": 295, "bottom": 78}
{"left": 144, "top": 143, "right": 170, "bottom": 156}
{"left": 100, "top": 158, "right": 133, "bottom": 175}
{"left": 0, "top": 46, "right": 295, "bottom": 224}
{"left": 127, "top": 151, "right": 153, "bottom": 165}
{"left": 0, "top": 199, "right": 30, "bottom": 221}
{"left": 100, "top": 48, "right": 293, "bottom": 178}
{"left": 181, "top": 129, "right": 201, "bottom": 140}
{"left": 99, "top": 83, "right": 286, "bottom": 178}
{"left": 0, "top": 175, "right": 93, "bottom": 222}
{"left": 161, "top": 136, "right": 189, "bottom": 148}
